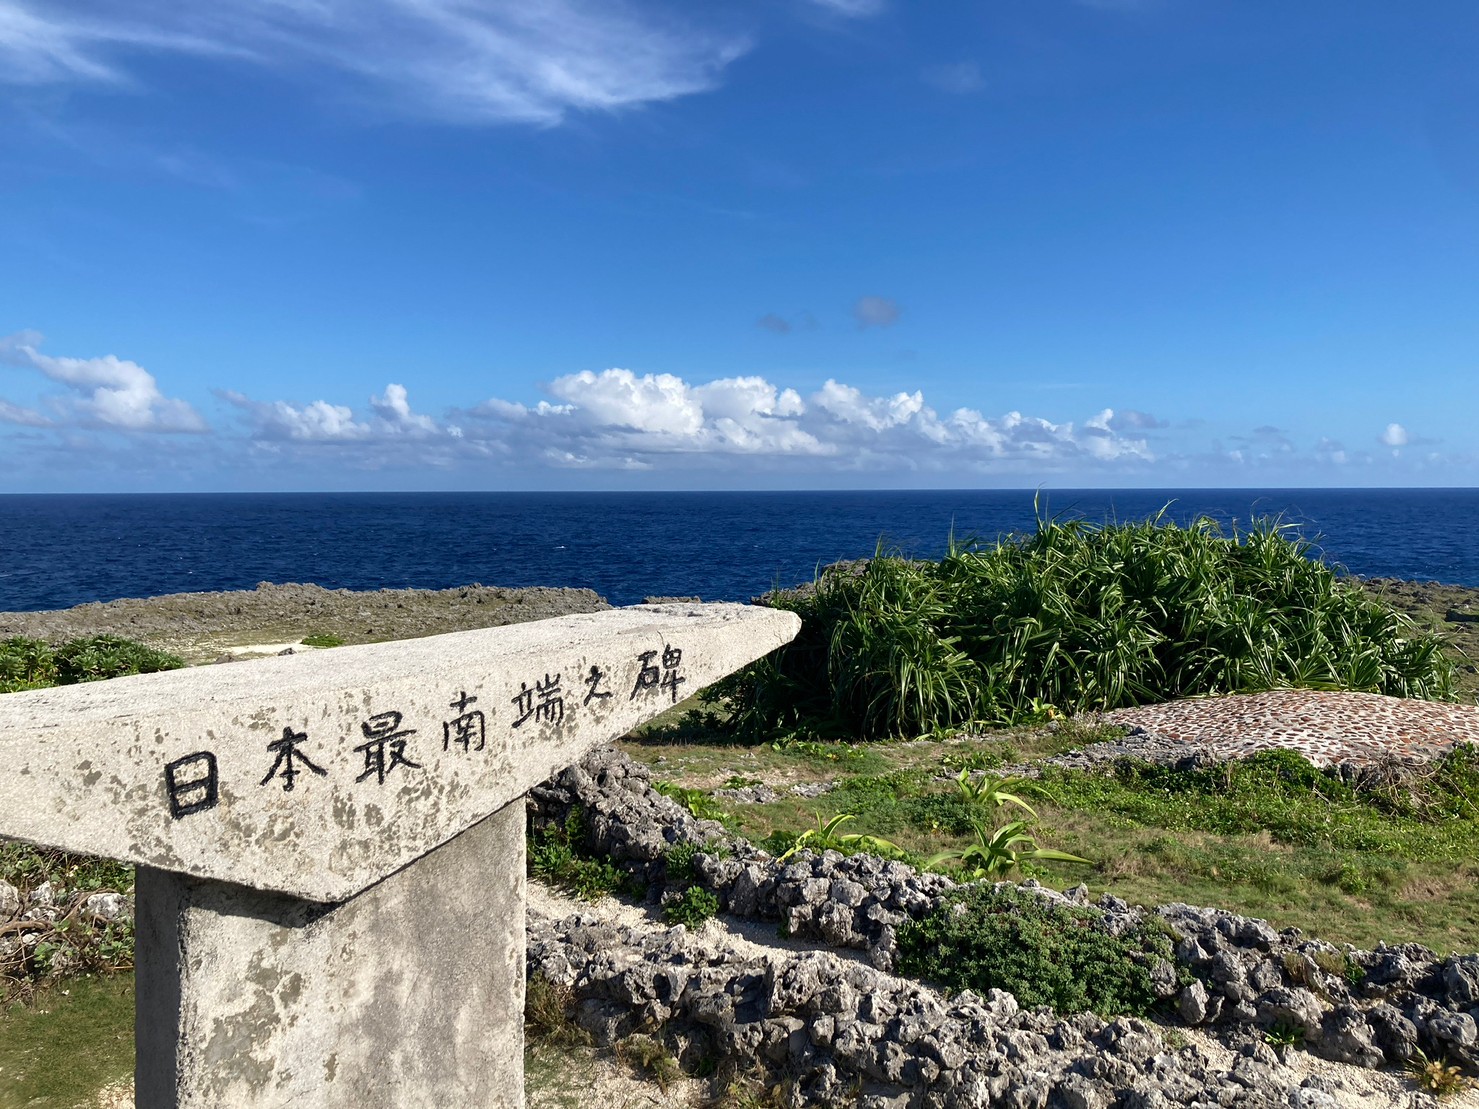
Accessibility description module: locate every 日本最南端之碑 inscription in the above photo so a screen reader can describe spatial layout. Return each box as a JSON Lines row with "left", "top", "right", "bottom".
{"left": 0, "top": 603, "right": 801, "bottom": 903}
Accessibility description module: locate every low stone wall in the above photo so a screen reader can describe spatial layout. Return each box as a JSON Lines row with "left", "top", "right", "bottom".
{"left": 528, "top": 747, "right": 1479, "bottom": 1091}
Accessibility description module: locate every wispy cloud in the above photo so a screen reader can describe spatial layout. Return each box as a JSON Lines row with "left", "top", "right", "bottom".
{"left": 922, "top": 61, "right": 983, "bottom": 95}
{"left": 803, "top": 0, "right": 886, "bottom": 18}
{"left": 0, "top": 330, "right": 207, "bottom": 432}
{"left": 0, "top": 0, "right": 751, "bottom": 126}
{"left": 853, "top": 295, "right": 901, "bottom": 329}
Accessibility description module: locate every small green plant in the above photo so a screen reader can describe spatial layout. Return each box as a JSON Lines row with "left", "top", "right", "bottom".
{"left": 895, "top": 884, "right": 1177, "bottom": 1016}
{"left": 723, "top": 775, "right": 763, "bottom": 789}
{"left": 941, "top": 745, "right": 1016, "bottom": 773}
{"left": 654, "top": 781, "right": 730, "bottom": 823}
{"left": 524, "top": 971, "right": 588, "bottom": 1047}
{"left": 1263, "top": 1020, "right": 1305, "bottom": 1047}
{"left": 926, "top": 817, "right": 1089, "bottom": 881}
{"left": 775, "top": 813, "right": 903, "bottom": 862}
{"left": 1407, "top": 1049, "right": 1477, "bottom": 1097}
{"left": 662, "top": 886, "right": 720, "bottom": 927}
{"left": 953, "top": 770, "right": 1039, "bottom": 816}
{"left": 527, "top": 809, "right": 629, "bottom": 900}
{"left": 614, "top": 1034, "right": 683, "bottom": 1093}
{"left": 664, "top": 840, "right": 701, "bottom": 885}
{"left": 300, "top": 633, "right": 346, "bottom": 648}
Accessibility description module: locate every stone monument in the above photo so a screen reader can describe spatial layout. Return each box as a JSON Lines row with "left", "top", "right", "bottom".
{"left": 0, "top": 602, "right": 801, "bottom": 1108}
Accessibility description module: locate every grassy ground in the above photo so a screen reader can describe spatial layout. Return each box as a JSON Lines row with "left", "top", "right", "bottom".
{"left": 0, "top": 976, "right": 132, "bottom": 1109}
{"left": 625, "top": 709, "right": 1479, "bottom": 953}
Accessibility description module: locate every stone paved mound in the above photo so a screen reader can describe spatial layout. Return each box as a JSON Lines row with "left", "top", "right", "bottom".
{"left": 1103, "top": 690, "right": 1479, "bottom": 769}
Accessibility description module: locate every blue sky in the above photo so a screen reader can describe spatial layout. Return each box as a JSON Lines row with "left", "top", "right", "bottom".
{"left": 2, "top": 0, "right": 1477, "bottom": 491}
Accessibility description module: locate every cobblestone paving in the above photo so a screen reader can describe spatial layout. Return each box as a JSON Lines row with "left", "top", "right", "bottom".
{"left": 1103, "top": 689, "right": 1479, "bottom": 768}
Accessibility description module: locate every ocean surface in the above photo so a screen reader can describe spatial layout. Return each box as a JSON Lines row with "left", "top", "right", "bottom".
{"left": 1, "top": 489, "right": 1476, "bottom": 613}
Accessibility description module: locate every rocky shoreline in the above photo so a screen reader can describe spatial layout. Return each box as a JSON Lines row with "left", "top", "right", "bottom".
{"left": 0, "top": 581, "right": 609, "bottom": 663}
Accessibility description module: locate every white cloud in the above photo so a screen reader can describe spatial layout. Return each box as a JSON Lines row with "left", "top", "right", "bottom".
{"left": 0, "top": 0, "right": 750, "bottom": 126}
{"left": 221, "top": 390, "right": 371, "bottom": 442}
{"left": 370, "top": 383, "right": 438, "bottom": 435}
{"left": 0, "top": 331, "right": 207, "bottom": 432}
{"left": 853, "top": 295, "right": 901, "bottom": 329}
{"left": 548, "top": 369, "right": 704, "bottom": 437}
{"left": 464, "top": 368, "right": 1153, "bottom": 472}
{"left": 922, "top": 61, "right": 982, "bottom": 95}
{"left": 1381, "top": 422, "right": 1408, "bottom": 448}
{"left": 0, "top": 397, "right": 50, "bottom": 426}
{"left": 1315, "top": 437, "right": 1348, "bottom": 465}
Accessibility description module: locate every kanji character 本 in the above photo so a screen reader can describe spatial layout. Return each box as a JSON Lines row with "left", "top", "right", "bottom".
{"left": 164, "top": 751, "right": 218, "bottom": 819}
{"left": 355, "top": 711, "right": 422, "bottom": 785}
{"left": 583, "top": 665, "right": 612, "bottom": 706}
{"left": 443, "top": 691, "right": 486, "bottom": 753}
{"left": 512, "top": 674, "right": 563, "bottom": 728}
{"left": 260, "top": 728, "right": 328, "bottom": 792}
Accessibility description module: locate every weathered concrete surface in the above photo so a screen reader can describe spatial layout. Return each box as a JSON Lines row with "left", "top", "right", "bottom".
{"left": 137, "top": 798, "right": 526, "bottom": 1109}
{"left": 0, "top": 603, "right": 799, "bottom": 900}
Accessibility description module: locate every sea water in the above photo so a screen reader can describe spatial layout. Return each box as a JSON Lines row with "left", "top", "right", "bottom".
{"left": 1, "top": 488, "right": 1476, "bottom": 612}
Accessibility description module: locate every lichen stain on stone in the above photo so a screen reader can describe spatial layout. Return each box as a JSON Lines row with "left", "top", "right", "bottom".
{"left": 364, "top": 803, "right": 384, "bottom": 828}
{"left": 242, "top": 707, "right": 277, "bottom": 732}
{"left": 332, "top": 793, "right": 358, "bottom": 831}
{"left": 324, "top": 1053, "right": 338, "bottom": 1083}
{"left": 278, "top": 971, "right": 305, "bottom": 1007}
{"left": 202, "top": 982, "right": 277, "bottom": 1094}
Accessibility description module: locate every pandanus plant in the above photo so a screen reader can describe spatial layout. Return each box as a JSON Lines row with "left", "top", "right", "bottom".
{"left": 930, "top": 769, "right": 1089, "bottom": 880}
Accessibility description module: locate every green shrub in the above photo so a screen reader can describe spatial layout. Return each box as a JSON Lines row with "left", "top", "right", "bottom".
{"left": 662, "top": 886, "right": 720, "bottom": 927}
{"left": 527, "top": 808, "right": 632, "bottom": 900}
{"left": 664, "top": 840, "right": 701, "bottom": 885}
{"left": 0, "top": 637, "right": 58, "bottom": 692}
{"left": 2, "top": 635, "right": 183, "bottom": 694}
{"left": 52, "top": 636, "right": 184, "bottom": 684}
{"left": 300, "top": 633, "right": 346, "bottom": 648}
{"left": 719, "top": 510, "right": 1457, "bottom": 740}
{"left": 895, "top": 885, "right": 1177, "bottom": 1016}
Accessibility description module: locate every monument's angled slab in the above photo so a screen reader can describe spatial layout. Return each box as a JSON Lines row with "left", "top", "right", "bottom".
{"left": 0, "top": 603, "right": 800, "bottom": 902}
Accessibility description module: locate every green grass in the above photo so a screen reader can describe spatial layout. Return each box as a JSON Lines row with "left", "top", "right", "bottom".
{"left": 299, "top": 633, "right": 347, "bottom": 649}
{"left": 625, "top": 726, "right": 1479, "bottom": 952}
{"left": 0, "top": 975, "right": 133, "bottom": 1109}
{"left": 717, "top": 512, "right": 1458, "bottom": 741}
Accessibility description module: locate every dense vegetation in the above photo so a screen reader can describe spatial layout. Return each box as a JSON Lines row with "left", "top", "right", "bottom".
{"left": 719, "top": 514, "right": 1457, "bottom": 740}
{"left": 0, "top": 634, "right": 184, "bottom": 694}
{"left": 895, "top": 885, "right": 1179, "bottom": 1016}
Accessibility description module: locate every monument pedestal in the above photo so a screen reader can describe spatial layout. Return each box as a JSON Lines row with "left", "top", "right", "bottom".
{"left": 136, "top": 799, "right": 526, "bottom": 1108}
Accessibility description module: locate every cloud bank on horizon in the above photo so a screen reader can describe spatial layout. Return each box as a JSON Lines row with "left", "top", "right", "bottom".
{"left": 1, "top": 0, "right": 1474, "bottom": 490}
{"left": 0, "top": 332, "right": 1453, "bottom": 489}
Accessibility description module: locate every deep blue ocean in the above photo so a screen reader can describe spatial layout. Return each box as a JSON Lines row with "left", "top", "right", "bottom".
{"left": 1, "top": 489, "right": 1476, "bottom": 613}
